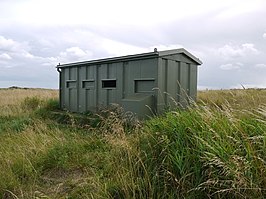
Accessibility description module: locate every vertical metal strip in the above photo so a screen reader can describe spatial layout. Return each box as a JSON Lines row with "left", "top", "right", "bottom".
{"left": 68, "top": 68, "right": 71, "bottom": 110}
{"left": 96, "top": 65, "right": 99, "bottom": 109}
{"left": 164, "top": 59, "right": 168, "bottom": 106}
{"left": 177, "top": 61, "right": 181, "bottom": 103}
{"left": 85, "top": 66, "right": 88, "bottom": 111}
{"left": 107, "top": 64, "right": 109, "bottom": 106}
{"left": 76, "top": 67, "right": 79, "bottom": 112}
{"left": 187, "top": 63, "right": 191, "bottom": 97}
{"left": 122, "top": 62, "right": 125, "bottom": 98}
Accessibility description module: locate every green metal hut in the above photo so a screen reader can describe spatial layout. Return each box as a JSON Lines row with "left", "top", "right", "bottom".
{"left": 57, "top": 48, "right": 202, "bottom": 118}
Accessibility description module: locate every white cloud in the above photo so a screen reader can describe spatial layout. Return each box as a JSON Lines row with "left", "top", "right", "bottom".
{"left": 65, "top": 47, "right": 88, "bottom": 58}
{"left": 12, "top": 0, "right": 265, "bottom": 27}
{"left": 9, "top": 0, "right": 216, "bottom": 26}
{"left": 0, "top": 35, "right": 32, "bottom": 57}
{"left": 0, "top": 35, "right": 59, "bottom": 69}
{"left": 100, "top": 40, "right": 184, "bottom": 57}
{"left": 59, "top": 47, "right": 93, "bottom": 62}
{"left": 0, "top": 65, "right": 13, "bottom": 69}
{"left": 218, "top": 43, "right": 259, "bottom": 59}
{"left": 148, "top": 44, "right": 183, "bottom": 52}
{"left": 21, "top": 52, "right": 35, "bottom": 59}
{"left": 0, "top": 36, "right": 16, "bottom": 49}
{"left": 1, "top": 0, "right": 266, "bottom": 89}
{"left": 255, "top": 63, "right": 266, "bottom": 68}
{"left": 220, "top": 62, "right": 243, "bottom": 70}
{"left": 100, "top": 39, "right": 146, "bottom": 57}
{"left": 216, "top": 0, "right": 265, "bottom": 19}
{"left": 37, "top": 38, "right": 54, "bottom": 48}
{"left": 0, "top": 53, "right": 12, "bottom": 60}
{"left": 41, "top": 57, "right": 58, "bottom": 66}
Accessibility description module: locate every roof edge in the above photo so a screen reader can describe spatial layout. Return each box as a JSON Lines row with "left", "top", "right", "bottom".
{"left": 158, "top": 48, "right": 203, "bottom": 65}
{"left": 57, "top": 51, "right": 159, "bottom": 68}
{"left": 57, "top": 48, "right": 202, "bottom": 68}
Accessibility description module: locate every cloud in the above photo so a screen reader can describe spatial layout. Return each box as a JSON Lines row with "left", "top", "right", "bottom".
{"left": 254, "top": 63, "right": 266, "bottom": 68}
{"left": 218, "top": 43, "right": 259, "bottom": 59}
{"left": 220, "top": 62, "right": 243, "bottom": 70}
{"left": 0, "top": 35, "right": 38, "bottom": 62}
{"left": 37, "top": 38, "right": 54, "bottom": 48}
{"left": 9, "top": 0, "right": 235, "bottom": 26}
{"left": 215, "top": 0, "right": 265, "bottom": 19}
{"left": 0, "top": 36, "right": 15, "bottom": 49}
{"left": 59, "top": 47, "right": 93, "bottom": 62}
{"left": 100, "top": 39, "right": 184, "bottom": 57}
{"left": 148, "top": 44, "right": 183, "bottom": 52}
{"left": 99, "top": 39, "right": 147, "bottom": 57}
{"left": 0, "top": 35, "right": 60, "bottom": 72}
{"left": 0, "top": 35, "right": 31, "bottom": 53}
{"left": 0, "top": 53, "right": 12, "bottom": 60}
{"left": 65, "top": 47, "right": 88, "bottom": 58}
{"left": 1, "top": 0, "right": 266, "bottom": 89}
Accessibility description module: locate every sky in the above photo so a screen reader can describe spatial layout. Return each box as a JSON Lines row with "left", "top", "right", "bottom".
{"left": 0, "top": 0, "right": 266, "bottom": 89}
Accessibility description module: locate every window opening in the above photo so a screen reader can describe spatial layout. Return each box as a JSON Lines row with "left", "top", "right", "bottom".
{"left": 102, "top": 79, "right": 116, "bottom": 88}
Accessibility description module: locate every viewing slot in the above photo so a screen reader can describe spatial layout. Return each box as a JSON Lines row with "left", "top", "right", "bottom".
{"left": 102, "top": 79, "right": 117, "bottom": 89}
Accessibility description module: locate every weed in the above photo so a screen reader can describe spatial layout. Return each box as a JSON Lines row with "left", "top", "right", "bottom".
{"left": 21, "top": 96, "right": 43, "bottom": 111}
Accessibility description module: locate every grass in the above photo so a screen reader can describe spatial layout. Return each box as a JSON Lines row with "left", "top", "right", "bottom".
{"left": 0, "top": 88, "right": 265, "bottom": 198}
{"left": 198, "top": 88, "right": 266, "bottom": 110}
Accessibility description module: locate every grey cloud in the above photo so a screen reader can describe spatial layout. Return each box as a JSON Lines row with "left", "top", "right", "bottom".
{"left": 255, "top": 64, "right": 266, "bottom": 69}
{"left": 59, "top": 47, "right": 94, "bottom": 63}
{"left": 0, "top": 53, "right": 12, "bottom": 60}
{"left": 217, "top": 43, "right": 259, "bottom": 60}
{"left": 220, "top": 63, "right": 243, "bottom": 70}
{"left": 0, "top": 34, "right": 59, "bottom": 88}
{"left": 1, "top": 1, "right": 266, "bottom": 89}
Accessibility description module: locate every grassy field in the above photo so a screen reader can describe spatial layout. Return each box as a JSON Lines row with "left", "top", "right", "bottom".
{"left": 0, "top": 88, "right": 265, "bottom": 198}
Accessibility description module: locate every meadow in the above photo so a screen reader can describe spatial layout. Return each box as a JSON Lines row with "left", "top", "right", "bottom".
{"left": 0, "top": 88, "right": 265, "bottom": 198}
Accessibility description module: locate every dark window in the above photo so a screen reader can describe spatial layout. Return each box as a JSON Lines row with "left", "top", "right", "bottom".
{"left": 102, "top": 79, "right": 116, "bottom": 88}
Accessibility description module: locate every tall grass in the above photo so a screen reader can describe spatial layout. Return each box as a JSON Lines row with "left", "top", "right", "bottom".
{"left": 0, "top": 88, "right": 58, "bottom": 117}
{"left": 0, "top": 89, "right": 106, "bottom": 198}
{"left": 0, "top": 88, "right": 58, "bottom": 106}
{"left": 0, "top": 88, "right": 265, "bottom": 198}
{"left": 138, "top": 105, "right": 266, "bottom": 198}
{"left": 198, "top": 89, "right": 266, "bottom": 110}
{"left": 104, "top": 89, "right": 266, "bottom": 198}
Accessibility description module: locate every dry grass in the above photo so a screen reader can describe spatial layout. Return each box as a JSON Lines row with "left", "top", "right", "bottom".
{"left": 0, "top": 88, "right": 58, "bottom": 117}
{"left": 0, "top": 88, "right": 58, "bottom": 106}
{"left": 198, "top": 89, "right": 266, "bottom": 110}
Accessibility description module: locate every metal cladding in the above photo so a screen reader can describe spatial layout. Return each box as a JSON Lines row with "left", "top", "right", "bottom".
{"left": 57, "top": 48, "right": 202, "bottom": 118}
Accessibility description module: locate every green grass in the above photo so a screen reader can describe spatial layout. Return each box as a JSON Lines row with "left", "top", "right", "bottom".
{"left": 0, "top": 88, "right": 265, "bottom": 198}
{"left": 139, "top": 106, "right": 266, "bottom": 198}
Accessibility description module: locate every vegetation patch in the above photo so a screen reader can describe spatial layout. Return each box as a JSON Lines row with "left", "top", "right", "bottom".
{"left": 0, "top": 88, "right": 265, "bottom": 198}
{"left": 0, "top": 116, "right": 32, "bottom": 133}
